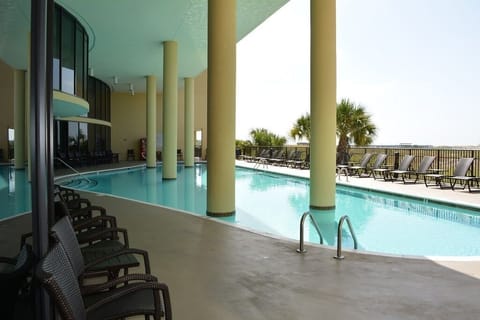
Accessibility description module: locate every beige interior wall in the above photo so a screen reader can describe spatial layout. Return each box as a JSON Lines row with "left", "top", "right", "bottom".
{"left": 111, "top": 70, "right": 208, "bottom": 162}
{"left": 111, "top": 92, "right": 150, "bottom": 161}
{"left": 0, "top": 59, "right": 14, "bottom": 161}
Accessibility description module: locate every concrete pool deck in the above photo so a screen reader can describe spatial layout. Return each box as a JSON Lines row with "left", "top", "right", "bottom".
{"left": 2, "top": 160, "right": 480, "bottom": 319}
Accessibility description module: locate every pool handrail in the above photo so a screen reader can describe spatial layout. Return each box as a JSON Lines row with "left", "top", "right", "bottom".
{"left": 54, "top": 157, "right": 93, "bottom": 184}
{"left": 296, "top": 211, "right": 324, "bottom": 253}
{"left": 334, "top": 215, "right": 358, "bottom": 260}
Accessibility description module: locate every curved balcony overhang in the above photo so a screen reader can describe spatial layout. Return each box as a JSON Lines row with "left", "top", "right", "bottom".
{"left": 53, "top": 90, "right": 89, "bottom": 117}
{"left": 55, "top": 116, "right": 111, "bottom": 127}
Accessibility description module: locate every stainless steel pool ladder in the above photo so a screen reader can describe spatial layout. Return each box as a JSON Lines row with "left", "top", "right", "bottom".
{"left": 296, "top": 212, "right": 324, "bottom": 253}
{"left": 334, "top": 215, "right": 358, "bottom": 260}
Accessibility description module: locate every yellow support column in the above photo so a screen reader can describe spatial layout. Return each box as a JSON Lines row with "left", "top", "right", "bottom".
{"left": 184, "top": 77, "right": 194, "bottom": 167}
{"left": 146, "top": 75, "right": 157, "bottom": 168}
{"left": 310, "top": 0, "right": 337, "bottom": 209}
{"left": 207, "top": 0, "right": 236, "bottom": 216}
{"left": 14, "top": 70, "right": 26, "bottom": 169}
{"left": 163, "top": 41, "right": 178, "bottom": 179}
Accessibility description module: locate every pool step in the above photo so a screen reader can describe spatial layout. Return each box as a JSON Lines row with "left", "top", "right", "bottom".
{"left": 61, "top": 177, "right": 97, "bottom": 189}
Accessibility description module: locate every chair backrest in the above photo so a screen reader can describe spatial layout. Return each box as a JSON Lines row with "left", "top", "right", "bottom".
{"left": 453, "top": 157, "right": 474, "bottom": 176}
{"left": 336, "top": 152, "right": 351, "bottom": 165}
{"left": 371, "top": 153, "right": 387, "bottom": 169}
{"left": 51, "top": 216, "right": 85, "bottom": 278}
{"left": 296, "top": 151, "right": 304, "bottom": 160}
{"left": 398, "top": 155, "right": 415, "bottom": 171}
{"left": 359, "top": 153, "right": 373, "bottom": 167}
{"left": 36, "top": 242, "right": 86, "bottom": 320}
{"left": 286, "top": 150, "right": 294, "bottom": 160}
{"left": 270, "top": 149, "right": 282, "bottom": 159}
{"left": 416, "top": 156, "right": 436, "bottom": 173}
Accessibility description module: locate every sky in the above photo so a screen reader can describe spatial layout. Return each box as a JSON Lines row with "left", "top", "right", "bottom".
{"left": 236, "top": 0, "right": 480, "bottom": 146}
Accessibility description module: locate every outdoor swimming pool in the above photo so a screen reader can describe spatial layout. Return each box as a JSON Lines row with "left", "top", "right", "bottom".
{"left": 54, "top": 164, "right": 480, "bottom": 257}
{"left": 3, "top": 164, "right": 480, "bottom": 256}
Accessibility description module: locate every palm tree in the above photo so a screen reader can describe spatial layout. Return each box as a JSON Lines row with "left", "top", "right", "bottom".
{"left": 336, "top": 98, "right": 376, "bottom": 158}
{"left": 289, "top": 98, "right": 377, "bottom": 160}
{"left": 249, "top": 128, "right": 286, "bottom": 146}
{"left": 289, "top": 113, "right": 311, "bottom": 142}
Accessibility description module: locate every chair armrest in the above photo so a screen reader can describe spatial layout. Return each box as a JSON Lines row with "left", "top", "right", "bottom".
{"left": 80, "top": 273, "right": 158, "bottom": 295}
{"left": 85, "top": 281, "right": 172, "bottom": 320}
{"left": 73, "top": 215, "right": 117, "bottom": 231}
{"left": 20, "top": 232, "right": 33, "bottom": 249}
{"left": 77, "top": 227, "right": 129, "bottom": 247}
{"left": 84, "top": 247, "right": 151, "bottom": 274}
{"left": 69, "top": 205, "right": 108, "bottom": 220}
{"left": 0, "top": 257, "right": 16, "bottom": 264}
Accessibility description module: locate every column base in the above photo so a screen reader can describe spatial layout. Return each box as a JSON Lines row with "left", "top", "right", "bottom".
{"left": 206, "top": 210, "right": 235, "bottom": 217}
{"left": 309, "top": 205, "right": 336, "bottom": 210}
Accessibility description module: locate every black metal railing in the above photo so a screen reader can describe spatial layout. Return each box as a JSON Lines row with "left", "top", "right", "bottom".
{"left": 240, "top": 145, "right": 480, "bottom": 177}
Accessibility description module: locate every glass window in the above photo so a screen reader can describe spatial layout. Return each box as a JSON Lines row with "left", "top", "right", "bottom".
{"left": 53, "top": 4, "right": 88, "bottom": 98}
{"left": 75, "top": 25, "right": 84, "bottom": 97}
{"left": 61, "top": 13, "right": 75, "bottom": 94}
{"left": 53, "top": 59, "right": 60, "bottom": 90}
{"left": 79, "top": 122, "right": 88, "bottom": 154}
{"left": 54, "top": 76, "right": 111, "bottom": 160}
{"left": 53, "top": 6, "right": 60, "bottom": 90}
{"left": 68, "top": 122, "right": 78, "bottom": 153}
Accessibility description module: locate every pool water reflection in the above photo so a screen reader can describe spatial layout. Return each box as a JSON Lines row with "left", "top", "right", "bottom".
{"left": 0, "top": 166, "right": 31, "bottom": 220}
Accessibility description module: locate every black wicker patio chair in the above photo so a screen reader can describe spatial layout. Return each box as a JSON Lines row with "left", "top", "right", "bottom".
{"left": 51, "top": 216, "right": 150, "bottom": 283}
{"left": 36, "top": 242, "right": 172, "bottom": 320}
{"left": 0, "top": 244, "right": 33, "bottom": 319}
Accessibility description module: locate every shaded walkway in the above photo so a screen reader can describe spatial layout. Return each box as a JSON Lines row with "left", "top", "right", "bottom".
{"left": 2, "top": 160, "right": 480, "bottom": 319}
{"left": 60, "top": 193, "right": 480, "bottom": 319}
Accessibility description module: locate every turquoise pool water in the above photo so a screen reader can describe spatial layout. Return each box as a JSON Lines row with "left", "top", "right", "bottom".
{"left": 0, "top": 166, "right": 31, "bottom": 220}
{"left": 55, "top": 164, "right": 480, "bottom": 257}
{"left": 3, "top": 164, "right": 480, "bottom": 256}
